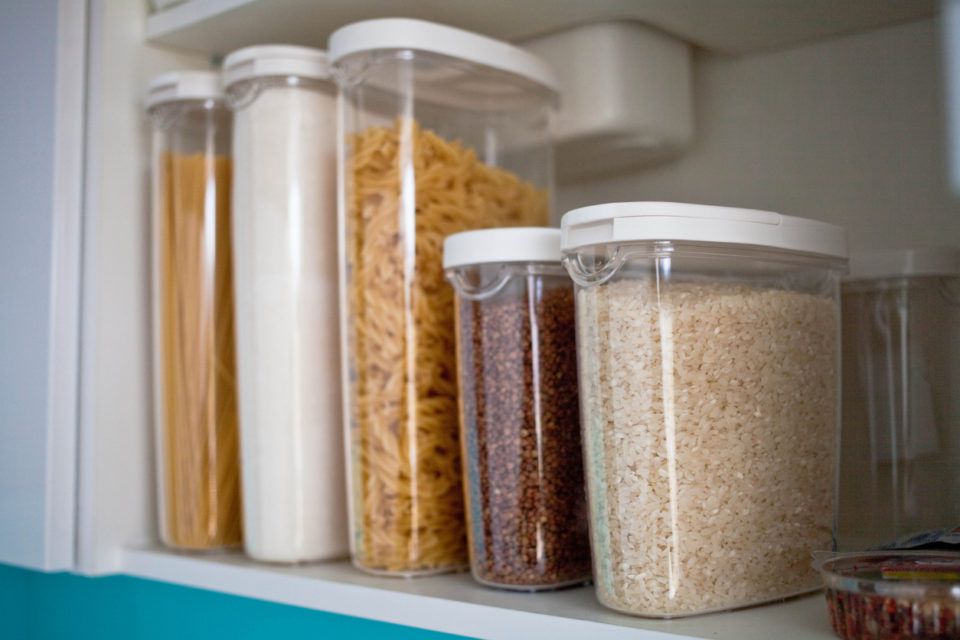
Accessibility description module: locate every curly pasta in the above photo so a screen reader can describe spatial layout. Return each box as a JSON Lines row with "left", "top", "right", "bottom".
{"left": 345, "top": 119, "right": 548, "bottom": 573}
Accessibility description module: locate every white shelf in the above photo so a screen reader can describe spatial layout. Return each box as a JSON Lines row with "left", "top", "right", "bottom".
{"left": 122, "top": 548, "right": 835, "bottom": 640}
{"left": 145, "top": 0, "right": 935, "bottom": 56}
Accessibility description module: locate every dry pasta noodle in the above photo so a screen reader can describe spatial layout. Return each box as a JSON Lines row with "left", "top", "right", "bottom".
{"left": 157, "top": 151, "right": 242, "bottom": 549}
{"left": 346, "top": 119, "right": 548, "bottom": 573}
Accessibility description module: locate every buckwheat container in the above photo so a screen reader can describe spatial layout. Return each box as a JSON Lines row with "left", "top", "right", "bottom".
{"left": 330, "top": 18, "right": 558, "bottom": 576}
{"left": 444, "top": 228, "right": 591, "bottom": 591}
{"left": 561, "top": 202, "right": 847, "bottom": 617}
{"left": 838, "top": 248, "right": 960, "bottom": 551}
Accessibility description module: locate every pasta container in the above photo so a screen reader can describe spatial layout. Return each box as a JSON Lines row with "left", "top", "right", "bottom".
{"left": 838, "top": 248, "right": 960, "bottom": 551}
{"left": 561, "top": 202, "right": 847, "bottom": 617}
{"left": 146, "top": 71, "right": 241, "bottom": 550}
{"left": 444, "top": 228, "right": 591, "bottom": 591}
{"left": 815, "top": 551, "right": 960, "bottom": 639}
{"left": 329, "top": 18, "right": 558, "bottom": 575}
{"left": 223, "top": 45, "right": 347, "bottom": 563}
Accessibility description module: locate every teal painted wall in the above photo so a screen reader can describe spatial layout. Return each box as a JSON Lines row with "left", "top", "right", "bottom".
{"left": 0, "top": 563, "right": 469, "bottom": 639}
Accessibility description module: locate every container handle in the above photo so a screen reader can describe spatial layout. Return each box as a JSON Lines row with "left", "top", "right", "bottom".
{"left": 446, "top": 266, "right": 514, "bottom": 301}
{"left": 562, "top": 247, "right": 626, "bottom": 287}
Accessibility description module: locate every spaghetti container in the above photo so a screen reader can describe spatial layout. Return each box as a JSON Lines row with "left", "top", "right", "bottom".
{"left": 330, "top": 18, "right": 558, "bottom": 575}
{"left": 444, "top": 228, "right": 591, "bottom": 590}
{"left": 223, "top": 45, "right": 347, "bottom": 563}
{"left": 146, "top": 71, "right": 242, "bottom": 550}
{"left": 561, "top": 202, "right": 847, "bottom": 616}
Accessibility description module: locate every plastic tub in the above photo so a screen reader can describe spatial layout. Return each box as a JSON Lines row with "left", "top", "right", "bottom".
{"left": 815, "top": 551, "right": 960, "bottom": 639}
{"left": 330, "top": 18, "right": 558, "bottom": 576}
{"left": 223, "top": 45, "right": 347, "bottom": 563}
{"left": 561, "top": 201, "right": 848, "bottom": 617}
{"left": 146, "top": 71, "right": 241, "bottom": 550}
{"left": 839, "top": 248, "right": 960, "bottom": 551}
{"left": 444, "top": 228, "right": 591, "bottom": 591}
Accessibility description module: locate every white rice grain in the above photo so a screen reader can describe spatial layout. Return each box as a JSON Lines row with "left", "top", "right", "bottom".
{"left": 577, "top": 279, "right": 838, "bottom": 617}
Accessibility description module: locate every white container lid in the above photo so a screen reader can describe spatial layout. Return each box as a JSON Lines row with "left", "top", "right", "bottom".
{"left": 328, "top": 18, "right": 560, "bottom": 96}
{"left": 561, "top": 202, "right": 848, "bottom": 260}
{"left": 847, "top": 247, "right": 960, "bottom": 280}
{"left": 222, "top": 44, "right": 330, "bottom": 90}
{"left": 145, "top": 70, "right": 222, "bottom": 110}
{"left": 443, "top": 227, "right": 561, "bottom": 269}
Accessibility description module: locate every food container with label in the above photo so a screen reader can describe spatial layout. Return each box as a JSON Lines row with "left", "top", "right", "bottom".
{"left": 330, "top": 18, "right": 558, "bottom": 576}
{"left": 815, "top": 551, "right": 960, "bottom": 639}
{"left": 443, "top": 228, "right": 591, "bottom": 591}
{"left": 146, "top": 70, "right": 241, "bottom": 550}
{"left": 223, "top": 45, "right": 346, "bottom": 563}
{"left": 561, "top": 201, "right": 847, "bottom": 617}
{"left": 839, "top": 248, "right": 960, "bottom": 551}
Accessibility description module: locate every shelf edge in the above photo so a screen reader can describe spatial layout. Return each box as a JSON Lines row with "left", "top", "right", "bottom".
{"left": 120, "top": 549, "right": 697, "bottom": 640}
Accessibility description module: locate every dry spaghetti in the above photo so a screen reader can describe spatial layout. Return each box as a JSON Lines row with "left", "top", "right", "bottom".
{"left": 345, "top": 120, "right": 548, "bottom": 573}
{"left": 156, "top": 151, "right": 242, "bottom": 550}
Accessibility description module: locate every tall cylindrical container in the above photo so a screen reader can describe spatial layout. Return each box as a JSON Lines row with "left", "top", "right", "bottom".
{"left": 223, "top": 45, "right": 346, "bottom": 563}
{"left": 146, "top": 71, "right": 242, "bottom": 550}
{"left": 330, "top": 18, "right": 559, "bottom": 575}
{"left": 839, "top": 248, "right": 960, "bottom": 550}
{"left": 444, "top": 228, "right": 592, "bottom": 591}
{"left": 562, "top": 202, "right": 847, "bottom": 617}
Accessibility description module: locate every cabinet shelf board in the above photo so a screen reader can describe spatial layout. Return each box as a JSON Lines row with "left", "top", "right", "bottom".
{"left": 122, "top": 548, "right": 834, "bottom": 640}
{"left": 145, "top": 0, "right": 935, "bottom": 57}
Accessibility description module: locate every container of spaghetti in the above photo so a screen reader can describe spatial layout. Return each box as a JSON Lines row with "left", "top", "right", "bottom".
{"left": 329, "top": 19, "right": 558, "bottom": 575}
{"left": 146, "top": 71, "right": 241, "bottom": 550}
{"left": 815, "top": 551, "right": 960, "bottom": 639}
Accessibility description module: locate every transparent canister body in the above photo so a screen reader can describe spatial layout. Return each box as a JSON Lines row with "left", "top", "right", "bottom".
{"left": 839, "top": 270, "right": 960, "bottom": 550}
{"left": 148, "top": 90, "right": 242, "bottom": 550}
{"left": 334, "top": 26, "right": 556, "bottom": 575}
{"left": 225, "top": 47, "right": 347, "bottom": 563}
{"left": 565, "top": 242, "right": 844, "bottom": 617}
{"left": 447, "top": 261, "right": 591, "bottom": 590}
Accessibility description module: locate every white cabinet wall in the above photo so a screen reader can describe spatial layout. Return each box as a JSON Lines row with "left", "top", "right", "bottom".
{"left": 0, "top": 0, "right": 84, "bottom": 572}
{"left": 2, "top": 0, "right": 956, "bottom": 637}
{"left": 557, "top": 18, "right": 960, "bottom": 251}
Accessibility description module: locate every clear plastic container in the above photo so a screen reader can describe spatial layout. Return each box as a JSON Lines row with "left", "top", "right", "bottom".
{"left": 561, "top": 202, "right": 848, "bottom": 617}
{"left": 146, "top": 71, "right": 242, "bottom": 550}
{"left": 330, "top": 18, "right": 559, "bottom": 576}
{"left": 223, "top": 45, "right": 346, "bottom": 563}
{"left": 443, "top": 228, "right": 591, "bottom": 591}
{"left": 815, "top": 551, "right": 960, "bottom": 639}
{"left": 838, "top": 248, "right": 960, "bottom": 551}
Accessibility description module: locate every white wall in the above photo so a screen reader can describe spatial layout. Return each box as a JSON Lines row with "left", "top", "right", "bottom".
{"left": 0, "top": 0, "right": 61, "bottom": 570}
{"left": 76, "top": 0, "right": 209, "bottom": 574}
{"left": 559, "top": 18, "right": 960, "bottom": 252}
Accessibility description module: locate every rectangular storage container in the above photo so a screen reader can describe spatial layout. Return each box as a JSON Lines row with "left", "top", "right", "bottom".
{"left": 561, "top": 202, "right": 847, "bottom": 617}
{"left": 444, "top": 228, "right": 591, "bottom": 591}
{"left": 223, "top": 45, "right": 347, "bottom": 563}
{"left": 838, "top": 248, "right": 960, "bottom": 551}
{"left": 330, "top": 18, "right": 558, "bottom": 575}
{"left": 146, "top": 71, "right": 241, "bottom": 550}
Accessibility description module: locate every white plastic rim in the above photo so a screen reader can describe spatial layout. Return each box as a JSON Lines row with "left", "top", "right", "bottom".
{"left": 847, "top": 247, "right": 960, "bottom": 280}
{"left": 222, "top": 44, "right": 331, "bottom": 90}
{"left": 560, "top": 201, "right": 848, "bottom": 260}
{"left": 443, "top": 227, "right": 561, "bottom": 269}
{"left": 146, "top": 70, "right": 222, "bottom": 109}
{"left": 327, "top": 18, "right": 560, "bottom": 97}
